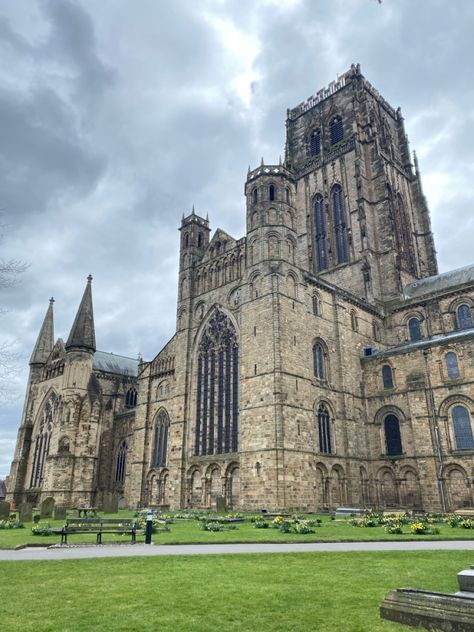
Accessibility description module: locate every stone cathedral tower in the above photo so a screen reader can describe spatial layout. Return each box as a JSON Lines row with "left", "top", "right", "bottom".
{"left": 8, "top": 66, "right": 474, "bottom": 514}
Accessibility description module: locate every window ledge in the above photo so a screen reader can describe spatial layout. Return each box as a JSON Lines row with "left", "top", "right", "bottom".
{"left": 451, "top": 449, "right": 474, "bottom": 455}
{"left": 380, "top": 452, "right": 406, "bottom": 459}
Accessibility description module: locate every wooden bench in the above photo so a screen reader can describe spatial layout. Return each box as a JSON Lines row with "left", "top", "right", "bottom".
{"left": 53, "top": 518, "right": 137, "bottom": 545}
{"left": 454, "top": 509, "right": 474, "bottom": 518}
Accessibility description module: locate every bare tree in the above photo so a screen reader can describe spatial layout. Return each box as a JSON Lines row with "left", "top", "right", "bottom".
{"left": 0, "top": 214, "right": 28, "bottom": 401}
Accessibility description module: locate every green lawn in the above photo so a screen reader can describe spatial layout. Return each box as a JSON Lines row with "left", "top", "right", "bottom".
{"left": 0, "top": 510, "right": 474, "bottom": 549}
{"left": 1, "top": 511, "right": 474, "bottom": 549}
{"left": 0, "top": 550, "right": 470, "bottom": 631}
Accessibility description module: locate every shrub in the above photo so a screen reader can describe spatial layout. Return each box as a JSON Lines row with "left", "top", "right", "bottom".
{"left": 253, "top": 520, "right": 269, "bottom": 529}
{"left": 0, "top": 520, "right": 24, "bottom": 530}
{"left": 201, "top": 522, "right": 224, "bottom": 532}
{"left": 446, "top": 514, "right": 461, "bottom": 528}
{"left": 293, "top": 521, "right": 314, "bottom": 534}
{"left": 460, "top": 519, "right": 474, "bottom": 529}
{"left": 31, "top": 522, "right": 53, "bottom": 536}
{"left": 384, "top": 523, "right": 403, "bottom": 535}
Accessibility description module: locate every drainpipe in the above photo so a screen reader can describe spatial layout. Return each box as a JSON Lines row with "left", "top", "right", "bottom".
{"left": 422, "top": 349, "right": 446, "bottom": 512}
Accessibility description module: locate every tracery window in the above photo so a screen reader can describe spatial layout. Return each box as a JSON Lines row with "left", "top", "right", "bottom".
{"left": 445, "top": 352, "right": 460, "bottom": 379}
{"left": 314, "top": 194, "right": 328, "bottom": 271}
{"left": 125, "top": 388, "right": 137, "bottom": 408}
{"left": 30, "top": 392, "right": 59, "bottom": 487}
{"left": 331, "top": 185, "right": 348, "bottom": 264}
{"left": 408, "top": 317, "right": 422, "bottom": 342}
{"left": 452, "top": 405, "right": 474, "bottom": 450}
{"left": 152, "top": 409, "right": 169, "bottom": 466}
{"left": 457, "top": 304, "right": 473, "bottom": 330}
{"left": 115, "top": 441, "right": 127, "bottom": 482}
{"left": 313, "top": 342, "right": 326, "bottom": 381}
{"left": 310, "top": 129, "right": 321, "bottom": 156}
{"left": 195, "top": 309, "right": 238, "bottom": 456}
{"left": 312, "top": 294, "right": 319, "bottom": 316}
{"left": 330, "top": 116, "right": 343, "bottom": 145}
{"left": 384, "top": 414, "right": 402, "bottom": 456}
{"left": 382, "top": 365, "right": 394, "bottom": 389}
{"left": 317, "top": 403, "right": 332, "bottom": 454}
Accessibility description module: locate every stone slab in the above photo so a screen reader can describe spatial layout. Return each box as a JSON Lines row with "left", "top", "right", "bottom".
{"left": 458, "top": 570, "right": 474, "bottom": 593}
{"left": 103, "top": 493, "right": 119, "bottom": 514}
{"left": 0, "top": 501, "right": 10, "bottom": 520}
{"left": 19, "top": 503, "right": 32, "bottom": 523}
{"left": 53, "top": 506, "right": 67, "bottom": 520}
{"left": 380, "top": 588, "right": 474, "bottom": 632}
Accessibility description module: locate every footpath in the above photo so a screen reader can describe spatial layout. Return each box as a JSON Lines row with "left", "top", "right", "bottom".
{"left": 1, "top": 539, "right": 474, "bottom": 561}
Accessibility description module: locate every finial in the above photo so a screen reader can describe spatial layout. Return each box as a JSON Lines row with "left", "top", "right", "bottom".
{"left": 260, "top": 156, "right": 264, "bottom": 166}
{"left": 192, "top": 204, "right": 195, "bottom": 215}
{"left": 279, "top": 155, "right": 282, "bottom": 166}
{"left": 206, "top": 212, "right": 209, "bottom": 222}
{"left": 49, "top": 297, "right": 55, "bottom": 304}
{"left": 248, "top": 165, "right": 251, "bottom": 174}
{"left": 87, "top": 274, "right": 93, "bottom": 283}
{"left": 182, "top": 211, "right": 185, "bottom": 221}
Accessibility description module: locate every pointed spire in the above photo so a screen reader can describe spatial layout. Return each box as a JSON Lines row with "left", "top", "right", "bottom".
{"left": 65, "top": 275, "right": 96, "bottom": 353}
{"left": 191, "top": 204, "right": 195, "bottom": 215}
{"left": 279, "top": 155, "right": 282, "bottom": 166}
{"left": 248, "top": 165, "right": 251, "bottom": 174}
{"left": 30, "top": 298, "right": 55, "bottom": 365}
{"left": 260, "top": 156, "right": 264, "bottom": 166}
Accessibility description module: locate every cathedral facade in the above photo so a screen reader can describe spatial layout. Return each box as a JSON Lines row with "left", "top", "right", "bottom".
{"left": 7, "top": 65, "right": 474, "bottom": 513}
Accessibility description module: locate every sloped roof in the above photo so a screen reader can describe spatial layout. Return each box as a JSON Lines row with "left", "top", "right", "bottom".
{"left": 93, "top": 350, "right": 139, "bottom": 377}
{"left": 404, "top": 264, "right": 474, "bottom": 299}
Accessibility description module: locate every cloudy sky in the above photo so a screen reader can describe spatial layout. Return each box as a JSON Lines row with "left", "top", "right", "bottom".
{"left": 0, "top": 0, "right": 473, "bottom": 477}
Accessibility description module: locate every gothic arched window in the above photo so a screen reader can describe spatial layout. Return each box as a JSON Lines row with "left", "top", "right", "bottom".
{"left": 314, "top": 194, "right": 328, "bottom": 271}
{"left": 198, "top": 232, "right": 203, "bottom": 248}
{"left": 313, "top": 342, "right": 326, "bottom": 381}
{"left": 195, "top": 309, "right": 239, "bottom": 456}
{"left": 252, "top": 188, "right": 258, "bottom": 205}
{"left": 408, "top": 317, "right": 422, "bottom": 342}
{"left": 310, "top": 129, "right": 321, "bottom": 156}
{"left": 317, "top": 403, "right": 332, "bottom": 454}
{"left": 125, "top": 388, "right": 137, "bottom": 408}
{"left": 330, "top": 116, "right": 344, "bottom": 145}
{"left": 269, "top": 184, "right": 276, "bottom": 201}
{"left": 457, "top": 304, "right": 473, "bottom": 330}
{"left": 452, "top": 405, "right": 474, "bottom": 450}
{"left": 392, "top": 193, "right": 416, "bottom": 275}
{"left": 445, "top": 352, "right": 460, "bottom": 379}
{"left": 332, "top": 185, "right": 348, "bottom": 264}
{"left": 382, "top": 365, "right": 394, "bottom": 389}
{"left": 30, "top": 392, "right": 59, "bottom": 488}
{"left": 384, "top": 414, "right": 402, "bottom": 456}
{"left": 115, "top": 440, "right": 127, "bottom": 482}
{"left": 312, "top": 294, "right": 320, "bottom": 316}
{"left": 350, "top": 310, "right": 358, "bottom": 332}
{"left": 152, "top": 409, "right": 169, "bottom": 466}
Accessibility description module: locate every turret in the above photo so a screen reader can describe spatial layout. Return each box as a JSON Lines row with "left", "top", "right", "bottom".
{"left": 179, "top": 207, "right": 210, "bottom": 272}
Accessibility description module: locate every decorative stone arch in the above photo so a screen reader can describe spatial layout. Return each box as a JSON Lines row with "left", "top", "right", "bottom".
{"left": 177, "top": 307, "right": 187, "bottom": 331}
{"left": 311, "top": 290, "right": 321, "bottom": 316}
{"left": 158, "top": 468, "right": 170, "bottom": 506}
{"left": 286, "top": 272, "right": 298, "bottom": 298}
{"left": 448, "top": 297, "right": 474, "bottom": 330}
{"left": 315, "top": 461, "right": 329, "bottom": 509}
{"left": 438, "top": 394, "right": 474, "bottom": 452}
{"left": 312, "top": 338, "right": 331, "bottom": 383}
{"left": 146, "top": 470, "right": 158, "bottom": 505}
{"left": 285, "top": 207, "right": 294, "bottom": 230}
{"left": 248, "top": 237, "right": 260, "bottom": 265}
{"left": 264, "top": 229, "right": 281, "bottom": 259}
{"left": 225, "top": 461, "right": 240, "bottom": 509}
{"left": 192, "top": 304, "right": 240, "bottom": 356}
{"left": 380, "top": 361, "right": 395, "bottom": 390}
{"left": 442, "top": 463, "right": 472, "bottom": 510}
{"left": 399, "top": 466, "right": 422, "bottom": 509}
{"left": 151, "top": 407, "right": 170, "bottom": 467}
{"left": 285, "top": 234, "right": 297, "bottom": 263}
{"left": 205, "top": 463, "right": 222, "bottom": 508}
{"left": 187, "top": 465, "right": 203, "bottom": 507}
{"left": 350, "top": 308, "right": 358, "bottom": 332}
{"left": 30, "top": 390, "right": 61, "bottom": 489}
{"left": 402, "top": 310, "right": 425, "bottom": 341}
{"left": 375, "top": 465, "right": 399, "bottom": 509}
{"left": 359, "top": 465, "right": 371, "bottom": 507}
{"left": 248, "top": 271, "right": 263, "bottom": 299}
{"left": 374, "top": 405, "right": 406, "bottom": 459}
{"left": 330, "top": 464, "right": 346, "bottom": 507}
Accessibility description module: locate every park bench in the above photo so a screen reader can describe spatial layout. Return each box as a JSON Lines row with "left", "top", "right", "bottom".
{"left": 53, "top": 517, "right": 137, "bottom": 545}
{"left": 454, "top": 508, "right": 474, "bottom": 518}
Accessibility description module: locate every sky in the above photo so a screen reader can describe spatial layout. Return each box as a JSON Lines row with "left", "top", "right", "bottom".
{"left": 0, "top": 0, "right": 473, "bottom": 478}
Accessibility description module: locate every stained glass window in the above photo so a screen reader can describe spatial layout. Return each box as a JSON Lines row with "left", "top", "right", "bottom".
{"left": 452, "top": 405, "right": 474, "bottom": 450}
{"left": 457, "top": 304, "right": 473, "bottom": 330}
{"left": 30, "top": 392, "right": 59, "bottom": 487}
{"left": 313, "top": 343, "right": 325, "bottom": 380}
{"left": 152, "top": 410, "right": 169, "bottom": 466}
{"left": 314, "top": 195, "right": 327, "bottom": 271}
{"left": 332, "top": 185, "right": 348, "bottom": 263}
{"left": 195, "top": 309, "right": 238, "bottom": 455}
{"left": 384, "top": 415, "right": 402, "bottom": 456}
{"left": 317, "top": 404, "right": 332, "bottom": 453}
{"left": 445, "top": 352, "right": 460, "bottom": 379}
{"left": 382, "top": 365, "right": 394, "bottom": 389}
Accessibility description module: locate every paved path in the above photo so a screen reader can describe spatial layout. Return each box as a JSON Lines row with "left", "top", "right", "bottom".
{"left": 1, "top": 540, "right": 474, "bottom": 561}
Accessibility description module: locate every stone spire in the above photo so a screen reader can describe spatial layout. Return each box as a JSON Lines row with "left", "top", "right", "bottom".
{"left": 65, "top": 275, "right": 96, "bottom": 353}
{"left": 29, "top": 298, "right": 55, "bottom": 366}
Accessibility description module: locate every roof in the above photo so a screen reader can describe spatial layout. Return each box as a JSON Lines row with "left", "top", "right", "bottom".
{"left": 404, "top": 264, "right": 474, "bottom": 300}
{"left": 93, "top": 350, "right": 139, "bottom": 377}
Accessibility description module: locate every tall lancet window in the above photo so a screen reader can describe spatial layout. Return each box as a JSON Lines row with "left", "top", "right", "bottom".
{"left": 152, "top": 409, "right": 169, "bottom": 466}
{"left": 115, "top": 440, "right": 127, "bottom": 483}
{"left": 195, "top": 308, "right": 239, "bottom": 456}
{"left": 331, "top": 185, "right": 349, "bottom": 264}
{"left": 314, "top": 195, "right": 327, "bottom": 271}
{"left": 30, "top": 392, "right": 60, "bottom": 488}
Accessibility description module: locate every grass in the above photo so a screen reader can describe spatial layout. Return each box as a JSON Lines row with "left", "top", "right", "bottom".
{"left": 0, "top": 550, "right": 471, "bottom": 631}
{"left": 1, "top": 511, "right": 474, "bottom": 549}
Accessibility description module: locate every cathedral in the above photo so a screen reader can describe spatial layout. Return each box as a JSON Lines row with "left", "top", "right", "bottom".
{"left": 7, "top": 64, "right": 474, "bottom": 514}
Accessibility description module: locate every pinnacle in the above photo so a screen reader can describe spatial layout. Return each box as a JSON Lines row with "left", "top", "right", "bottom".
{"left": 65, "top": 276, "right": 96, "bottom": 353}
{"left": 30, "top": 299, "right": 55, "bottom": 366}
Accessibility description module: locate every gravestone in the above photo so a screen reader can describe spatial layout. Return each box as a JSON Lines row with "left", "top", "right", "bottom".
{"left": 216, "top": 496, "right": 226, "bottom": 513}
{"left": 19, "top": 503, "right": 32, "bottom": 523}
{"left": 40, "top": 497, "right": 55, "bottom": 518}
{"left": 0, "top": 501, "right": 10, "bottom": 520}
{"left": 103, "top": 493, "right": 119, "bottom": 514}
{"left": 54, "top": 506, "right": 67, "bottom": 520}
